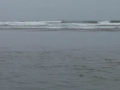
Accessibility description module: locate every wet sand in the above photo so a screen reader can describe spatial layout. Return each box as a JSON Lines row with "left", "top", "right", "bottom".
{"left": 0, "top": 29, "right": 120, "bottom": 90}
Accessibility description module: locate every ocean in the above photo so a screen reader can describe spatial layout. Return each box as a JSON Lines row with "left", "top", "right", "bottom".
{"left": 0, "top": 20, "right": 120, "bottom": 30}
{"left": 0, "top": 24, "right": 120, "bottom": 90}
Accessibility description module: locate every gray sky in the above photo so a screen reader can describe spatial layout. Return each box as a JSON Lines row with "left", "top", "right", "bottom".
{"left": 0, "top": 0, "right": 120, "bottom": 21}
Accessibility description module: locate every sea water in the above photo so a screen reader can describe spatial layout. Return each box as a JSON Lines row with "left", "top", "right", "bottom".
{"left": 0, "top": 20, "right": 120, "bottom": 29}
{"left": 0, "top": 29, "right": 120, "bottom": 90}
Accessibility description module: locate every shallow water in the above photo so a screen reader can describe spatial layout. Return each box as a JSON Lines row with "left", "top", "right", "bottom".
{"left": 0, "top": 29, "right": 120, "bottom": 90}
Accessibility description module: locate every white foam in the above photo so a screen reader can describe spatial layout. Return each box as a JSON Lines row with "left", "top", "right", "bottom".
{"left": 98, "top": 21, "right": 110, "bottom": 24}
{"left": 0, "top": 21, "right": 120, "bottom": 29}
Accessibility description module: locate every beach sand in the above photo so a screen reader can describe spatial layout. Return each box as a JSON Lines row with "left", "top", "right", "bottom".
{"left": 0, "top": 29, "right": 120, "bottom": 90}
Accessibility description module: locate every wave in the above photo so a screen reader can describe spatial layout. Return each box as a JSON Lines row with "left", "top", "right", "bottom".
{"left": 61, "top": 20, "right": 98, "bottom": 23}
{"left": 0, "top": 20, "right": 120, "bottom": 29}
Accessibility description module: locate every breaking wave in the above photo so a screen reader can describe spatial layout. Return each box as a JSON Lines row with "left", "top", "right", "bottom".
{"left": 0, "top": 20, "right": 120, "bottom": 29}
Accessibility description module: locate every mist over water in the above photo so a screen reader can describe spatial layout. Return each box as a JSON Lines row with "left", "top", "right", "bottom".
{"left": 0, "top": 29, "right": 120, "bottom": 90}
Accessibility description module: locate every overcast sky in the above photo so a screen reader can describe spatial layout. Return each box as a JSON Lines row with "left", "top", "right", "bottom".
{"left": 0, "top": 0, "right": 120, "bottom": 21}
